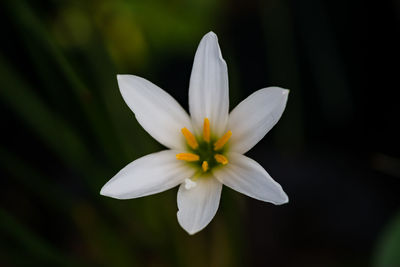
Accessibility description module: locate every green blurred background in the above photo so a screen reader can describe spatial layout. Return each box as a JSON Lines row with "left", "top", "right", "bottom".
{"left": 1, "top": 0, "right": 399, "bottom": 266}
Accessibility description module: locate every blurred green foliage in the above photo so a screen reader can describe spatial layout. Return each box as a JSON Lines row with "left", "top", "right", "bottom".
{"left": 374, "top": 212, "right": 400, "bottom": 267}
{"left": 0, "top": 0, "right": 245, "bottom": 266}
{"left": 1, "top": 0, "right": 396, "bottom": 266}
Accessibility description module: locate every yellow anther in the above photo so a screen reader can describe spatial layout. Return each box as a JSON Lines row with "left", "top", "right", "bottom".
{"left": 176, "top": 153, "right": 200, "bottom": 162}
{"left": 202, "top": 161, "right": 209, "bottom": 172}
{"left": 181, "top": 128, "right": 198, "bottom": 150}
{"left": 214, "top": 154, "right": 228, "bottom": 165}
{"left": 203, "top": 118, "right": 210, "bottom": 143}
{"left": 214, "top": 130, "right": 232, "bottom": 151}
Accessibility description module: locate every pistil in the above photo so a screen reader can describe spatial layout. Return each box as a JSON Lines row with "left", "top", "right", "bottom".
{"left": 178, "top": 119, "right": 232, "bottom": 171}
{"left": 203, "top": 118, "right": 210, "bottom": 143}
{"left": 202, "top": 161, "right": 209, "bottom": 172}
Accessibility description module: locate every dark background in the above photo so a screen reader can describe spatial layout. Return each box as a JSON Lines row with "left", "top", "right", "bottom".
{"left": 1, "top": 0, "right": 399, "bottom": 266}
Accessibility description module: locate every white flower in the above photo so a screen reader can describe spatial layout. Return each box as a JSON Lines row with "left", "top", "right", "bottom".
{"left": 100, "top": 32, "right": 289, "bottom": 235}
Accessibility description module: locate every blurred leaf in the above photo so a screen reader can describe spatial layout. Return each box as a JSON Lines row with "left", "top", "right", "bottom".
{"left": 261, "top": 0, "right": 305, "bottom": 152}
{"left": 4, "top": 0, "right": 125, "bottom": 166}
{"left": 0, "top": 147, "right": 72, "bottom": 209}
{"left": 0, "top": 208, "right": 80, "bottom": 266}
{"left": 0, "top": 56, "right": 105, "bottom": 191}
{"left": 374, "top": 211, "right": 400, "bottom": 267}
{"left": 82, "top": 40, "right": 159, "bottom": 159}
{"left": 72, "top": 202, "right": 138, "bottom": 267}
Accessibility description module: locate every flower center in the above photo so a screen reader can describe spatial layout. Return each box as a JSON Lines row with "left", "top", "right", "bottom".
{"left": 176, "top": 118, "right": 231, "bottom": 173}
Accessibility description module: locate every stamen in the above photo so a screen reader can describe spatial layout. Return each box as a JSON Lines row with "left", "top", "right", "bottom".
{"left": 184, "top": 178, "right": 197, "bottom": 189}
{"left": 176, "top": 153, "right": 200, "bottom": 162}
{"left": 214, "top": 130, "right": 232, "bottom": 151}
{"left": 181, "top": 128, "right": 198, "bottom": 149}
{"left": 203, "top": 118, "right": 210, "bottom": 142}
{"left": 202, "top": 161, "right": 209, "bottom": 172}
{"left": 214, "top": 154, "right": 228, "bottom": 165}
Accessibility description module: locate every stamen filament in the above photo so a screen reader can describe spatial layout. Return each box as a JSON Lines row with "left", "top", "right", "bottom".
{"left": 202, "top": 161, "right": 209, "bottom": 172}
{"left": 214, "top": 130, "right": 232, "bottom": 151}
{"left": 214, "top": 154, "right": 228, "bottom": 165}
{"left": 203, "top": 118, "right": 210, "bottom": 143}
{"left": 181, "top": 128, "right": 198, "bottom": 149}
{"left": 176, "top": 153, "right": 200, "bottom": 162}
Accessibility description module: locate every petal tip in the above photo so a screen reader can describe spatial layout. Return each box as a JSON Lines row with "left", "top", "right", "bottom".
{"left": 100, "top": 182, "right": 121, "bottom": 199}
{"left": 99, "top": 184, "right": 111, "bottom": 197}
{"left": 184, "top": 226, "right": 200, "bottom": 235}
{"left": 116, "top": 74, "right": 129, "bottom": 86}
{"left": 116, "top": 74, "right": 133, "bottom": 83}
{"left": 274, "top": 192, "right": 289, "bottom": 205}
{"left": 269, "top": 86, "right": 289, "bottom": 95}
{"left": 176, "top": 211, "right": 203, "bottom": 235}
{"left": 187, "top": 229, "right": 199, "bottom": 235}
{"left": 204, "top": 31, "right": 217, "bottom": 39}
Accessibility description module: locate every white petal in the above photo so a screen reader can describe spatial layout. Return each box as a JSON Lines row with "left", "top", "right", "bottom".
{"left": 189, "top": 32, "right": 229, "bottom": 137}
{"left": 117, "top": 74, "right": 193, "bottom": 150}
{"left": 177, "top": 176, "right": 222, "bottom": 235}
{"left": 100, "top": 150, "right": 196, "bottom": 199}
{"left": 213, "top": 153, "right": 288, "bottom": 204}
{"left": 227, "top": 87, "right": 289, "bottom": 154}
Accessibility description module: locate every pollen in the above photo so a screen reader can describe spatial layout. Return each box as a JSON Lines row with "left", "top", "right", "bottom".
{"left": 214, "top": 130, "right": 232, "bottom": 151}
{"left": 214, "top": 154, "right": 228, "bottom": 165}
{"left": 184, "top": 178, "right": 197, "bottom": 189}
{"left": 203, "top": 118, "right": 210, "bottom": 143}
{"left": 176, "top": 153, "right": 200, "bottom": 162}
{"left": 202, "top": 161, "right": 209, "bottom": 172}
{"left": 181, "top": 127, "right": 198, "bottom": 149}
{"left": 178, "top": 119, "right": 232, "bottom": 171}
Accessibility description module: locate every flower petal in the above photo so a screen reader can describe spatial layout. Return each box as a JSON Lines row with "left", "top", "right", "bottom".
{"left": 117, "top": 74, "right": 193, "bottom": 150}
{"left": 213, "top": 153, "right": 288, "bottom": 205}
{"left": 189, "top": 32, "right": 229, "bottom": 137}
{"left": 100, "top": 150, "right": 196, "bottom": 199}
{"left": 227, "top": 87, "right": 289, "bottom": 154}
{"left": 177, "top": 176, "right": 222, "bottom": 235}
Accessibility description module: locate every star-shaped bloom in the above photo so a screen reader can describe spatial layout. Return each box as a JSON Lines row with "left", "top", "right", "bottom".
{"left": 100, "top": 32, "right": 289, "bottom": 235}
